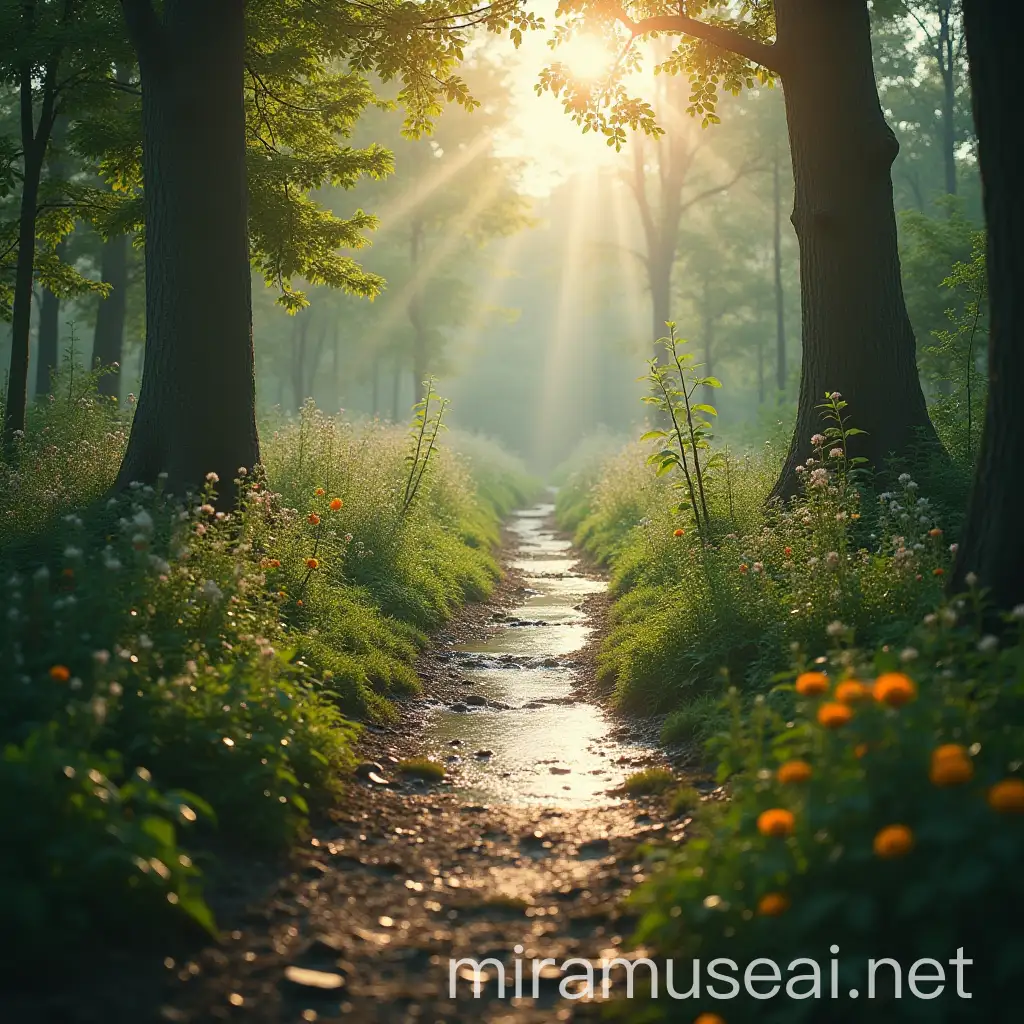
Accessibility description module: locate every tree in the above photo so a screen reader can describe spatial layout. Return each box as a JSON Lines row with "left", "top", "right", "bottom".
{"left": 543, "top": 1, "right": 940, "bottom": 496}
{"left": 950, "top": 0, "right": 1024, "bottom": 611}
{"left": 91, "top": 231, "right": 130, "bottom": 397}
{"left": 112, "top": 0, "right": 537, "bottom": 496}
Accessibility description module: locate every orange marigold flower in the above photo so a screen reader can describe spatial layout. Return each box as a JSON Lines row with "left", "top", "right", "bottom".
{"left": 694, "top": 1015, "right": 726, "bottom": 1024}
{"left": 928, "top": 528, "right": 943, "bottom": 538}
{"left": 817, "top": 702, "right": 853, "bottom": 728}
{"left": 308, "top": 513, "right": 321, "bottom": 526}
{"left": 306, "top": 558, "right": 319, "bottom": 570}
{"left": 988, "top": 778, "right": 1024, "bottom": 813}
{"left": 795, "top": 671, "right": 829, "bottom": 697}
{"left": 330, "top": 498, "right": 343, "bottom": 511}
{"left": 873, "top": 672, "right": 917, "bottom": 707}
{"left": 854, "top": 743, "right": 869, "bottom": 759}
{"left": 835, "top": 680, "right": 869, "bottom": 704}
{"left": 851, "top": 513, "right": 861, "bottom": 520}
{"left": 757, "top": 892, "right": 790, "bottom": 917}
{"left": 673, "top": 528, "right": 685, "bottom": 538}
{"left": 314, "top": 488, "right": 325, "bottom": 496}
{"left": 929, "top": 745, "right": 973, "bottom": 786}
{"left": 777, "top": 760, "right": 812, "bottom": 785}
{"left": 296, "top": 599, "right": 303, "bottom": 607}
{"left": 784, "top": 546, "right": 793, "bottom": 557}
{"left": 757, "top": 808, "right": 795, "bottom": 838}
{"left": 739, "top": 563, "right": 749, "bottom": 574}
{"left": 873, "top": 824, "right": 914, "bottom": 859}
{"left": 269, "top": 559, "right": 281, "bottom": 569}
{"left": 49, "top": 665, "right": 71, "bottom": 682}
{"left": 933, "top": 568, "right": 945, "bottom": 577}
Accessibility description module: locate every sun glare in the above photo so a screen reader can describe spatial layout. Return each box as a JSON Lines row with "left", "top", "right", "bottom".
{"left": 556, "top": 33, "right": 616, "bottom": 83}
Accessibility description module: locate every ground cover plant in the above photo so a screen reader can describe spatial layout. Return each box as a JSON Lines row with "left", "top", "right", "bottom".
{"left": 0, "top": 379, "right": 534, "bottom": 970}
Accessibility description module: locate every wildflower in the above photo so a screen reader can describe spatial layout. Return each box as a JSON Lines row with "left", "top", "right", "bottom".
{"left": 64, "top": 546, "right": 82, "bottom": 559}
{"left": 873, "top": 672, "right": 917, "bottom": 707}
{"left": 1011, "top": 604, "right": 1024, "bottom": 620}
{"left": 929, "top": 745, "right": 973, "bottom": 786}
{"left": 851, "top": 512, "right": 860, "bottom": 519}
{"left": 673, "top": 528, "right": 685, "bottom": 538}
{"left": 873, "top": 824, "right": 914, "bottom": 859}
{"left": 777, "top": 760, "right": 812, "bottom": 785}
{"left": 757, "top": 808, "right": 795, "bottom": 838}
{"left": 199, "top": 580, "right": 224, "bottom": 603}
{"left": 811, "top": 433, "right": 825, "bottom": 446}
{"left": 795, "top": 671, "right": 829, "bottom": 697}
{"left": 949, "top": 543, "right": 959, "bottom": 555}
{"left": 830, "top": 391, "right": 842, "bottom": 399}
{"left": 752, "top": 562, "right": 763, "bottom": 573}
{"left": 835, "top": 680, "right": 868, "bottom": 704}
{"left": 694, "top": 1015, "right": 726, "bottom": 1024}
{"left": 268, "top": 558, "right": 281, "bottom": 569}
{"left": 928, "top": 528, "right": 942, "bottom": 538}
{"left": 306, "top": 558, "right": 319, "bottom": 570}
{"left": 825, "top": 551, "right": 840, "bottom": 568}
{"left": 784, "top": 546, "right": 792, "bottom": 556}
{"left": 308, "top": 513, "right": 321, "bottom": 526}
{"left": 933, "top": 568, "right": 945, "bottom": 577}
{"left": 854, "top": 743, "right": 869, "bottom": 759}
{"left": 795, "top": 465, "right": 806, "bottom": 475}
{"left": 978, "top": 635, "right": 999, "bottom": 654}
{"left": 200, "top": 504, "right": 215, "bottom": 516}
{"left": 344, "top": 533, "right": 353, "bottom": 544}
{"left": 206, "top": 472, "right": 219, "bottom": 484}
{"left": 826, "top": 620, "right": 846, "bottom": 638}
{"left": 132, "top": 509, "right": 154, "bottom": 532}
{"left": 108, "top": 682, "right": 123, "bottom": 698}
{"left": 315, "top": 487, "right": 325, "bottom": 496}
{"left": 965, "top": 571, "right": 979, "bottom": 587}
{"left": 817, "top": 702, "right": 853, "bottom": 728}
{"left": 988, "top": 779, "right": 1024, "bottom": 813}
{"left": 49, "top": 665, "right": 71, "bottom": 682}
{"left": 809, "top": 468, "right": 829, "bottom": 488}
{"left": 898, "top": 473, "right": 912, "bottom": 485}
{"left": 237, "top": 466, "right": 248, "bottom": 476}
{"left": 829, "top": 448, "right": 843, "bottom": 459}
{"left": 92, "top": 650, "right": 110, "bottom": 665}
{"left": 757, "top": 892, "right": 790, "bottom": 916}
{"left": 899, "top": 647, "right": 919, "bottom": 663}
{"left": 739, "top": 563, "right": 749, "bottom": 574}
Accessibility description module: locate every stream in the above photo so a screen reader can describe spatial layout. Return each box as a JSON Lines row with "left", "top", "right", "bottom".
{"left": 421, "top": 502, "right": 651, "bottom": 806}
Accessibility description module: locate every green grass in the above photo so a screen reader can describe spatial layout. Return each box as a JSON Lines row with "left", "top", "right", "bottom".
{"left": 396, "top": 757, "right": 446, "bottom": 781}
{"left": 622, "top": 767, "right": 677, "bottom": 796}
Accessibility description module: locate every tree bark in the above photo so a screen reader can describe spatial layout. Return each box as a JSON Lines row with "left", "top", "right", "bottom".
{"left": 408, "top": 219, "right": 427, "bottom": 398}
{"left": 938, "top": 2, "right": 958, "bottom": 198}
{"left": 35, "top": 240, "right": 66, "bottom": 397}
{"left": 950, "top": 0, "right": 1024, "bottom": 610}
{"left": 773, "top": 143, "right": 787, "bottom": 391}
{"left": 116, "top": 0, "right": 258, "bottom": 495}
{"left": 770, "top": 0, "right": 939, "bottom": 498}
{"left": 92, "top": 233, "right": 130, "bottom": 399}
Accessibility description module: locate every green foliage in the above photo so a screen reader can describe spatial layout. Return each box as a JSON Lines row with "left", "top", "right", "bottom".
{"left": 623, "top": 766, "right": 677, "bottom": 796}
{"left": 0, "top": 380, "right": 526, "bottom": 964}
{"left": 630, "top": 606, "right": 1024, "bottom": 1021}
{"left": 397, "top": 756, "right": 446, "bottom": 781}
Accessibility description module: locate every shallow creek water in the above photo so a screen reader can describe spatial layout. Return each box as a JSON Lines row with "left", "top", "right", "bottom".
{"left": 421, "top": 503, "right": 650, "bottom": 806}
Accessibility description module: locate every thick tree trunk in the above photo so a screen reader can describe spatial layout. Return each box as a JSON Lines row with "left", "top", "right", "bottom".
{"left": 117, "top": 0, "right": 257, "bottom": 495}
{"left": 770, "top": 0, "right": 939, "bottom": 498}
{"left": 773, "top": 144, "right": 787, "bottom": 391}
{"left": 951, "top": 0, "right": 1024, "bottom": 610}
{"left": 35, "top": 239, "right": 67, "bottom": 397}
{"left": 92, "top": 233, "right": 129, "bottom": 399}
{"left": 939, "top": 3, "right": 958, "bottom": 198}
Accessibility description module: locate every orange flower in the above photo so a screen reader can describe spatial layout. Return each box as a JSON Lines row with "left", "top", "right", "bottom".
{"left": 268, "top": 559, "right": 281, "bottom": 569}
{"left": 330, "top": 498, "right": 343, "bottom": 511}
{"left": 673, "top": 528, "right": 685, "bottom": 538}
{"left": 62, "top": 568, "right": 74, "bottom": 579}
{"left": 314, "top": 488, "right": 325, "bottom": 496}
{"left": 757, "top": 808, "right": 795, "bottom": 838}
{"left": 308, "top": 513, "right": 321, "bottom": 526}
{"left": 835, "top": 680, "right": 869, "bottom": 704}
{"left": 873, "top": 672, "right": 917, "bottom": 707}
{"left": 817, "top": 702, "right": 853, "bottom": 728}
{"left": 296, "top": 599, "right": 303, "bottom": 607}
{"left": 694, "top": 1014, "right": 726, "bottom": 1024}
{"left": 784, "top": 546, "right": 793, "bottom": 557}
{"left": 795, "top": 671, "right": 829, "bottom": 697}
{"left": 933, "top": 568, "right": 945, "bottom": 577}
{"left": 854, "top": 743, "right": 869, "bottom": 759}
{"left": 739, "top": 563, "right": 749, "bottom": 574}
{"left": 988, "top": 779, "right": 1024, "bottom": 813}
{"left": 757, "top": 892, "right": 790, "bottom": 917}
{"left": 305, "top": 558, "right": 319, "bottom": 569}
{"left": 929, "top": 745, "right": 973, "bottom": 786}
{"left": 928, "top": 528, "right": 943, "bottom": 538}
{"left": 49, "top": 665, "right": 71, "bottom": 682}
{"left": 777, "top": 760, "right": 812, "bottom": 785}
{"left": 851, "top": 513, "right": 861, "bottom": 520}
{"left": 873, "top": 824, "right": 914, "bottom": 859}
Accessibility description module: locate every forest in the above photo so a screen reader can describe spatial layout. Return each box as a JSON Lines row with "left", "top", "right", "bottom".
{"left": 0, "top": 1, "right": 1021, "bottom": 1022}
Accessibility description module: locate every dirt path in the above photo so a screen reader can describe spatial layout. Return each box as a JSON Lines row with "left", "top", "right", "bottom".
{"left": 142, "top": 505, "right": 692, "bottom": 1023}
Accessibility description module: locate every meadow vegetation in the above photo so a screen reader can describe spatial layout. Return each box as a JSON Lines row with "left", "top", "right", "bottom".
{"left": 0, "top": 378, "right": 533, "bottom": 969}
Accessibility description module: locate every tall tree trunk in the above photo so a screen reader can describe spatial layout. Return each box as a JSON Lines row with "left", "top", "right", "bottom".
{"left": 408, "top": 219, "right": 427, "bottom": 397}
{"left": 770, "top": 0, "right": 939, "bottom": 498}
{"left": 4, "top": 59, "right": 57, "bottom": 447}
{"left": 950, "top": 0, "right": 1024, "bottom": 610}
{"left": 391, "top": 359, "right": 401, "bottom": 422}
{"left": 939, "top": 2, "right": 958, "bottom": 198}
{"left": 773, "top": 143, "right": 787, "bottom": 391}
{"left": 649, "top": 247, "right": 673, "bottom": 360}
{"left": 92, "top": 233, "right": 130, "bottom": 399}
{"left": 35, "top": 240, "right": 66, "bottom": 397}
{"left": 291, "top": 314, "right": 309, "bottom": 411}
{"left": 117, "top": 0, "right": 257, "bottom": 495}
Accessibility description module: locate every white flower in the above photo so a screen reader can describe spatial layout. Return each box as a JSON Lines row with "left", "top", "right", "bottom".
{"left": 206, "top": 472, "right": 219, "bottom": 484}
{"left": 1010, "top": 604, "right": 1024, "bottom": 620}
{"left": 108, "top": 682, "right": 123, "bottom": 697}
{"left": 825, "top": 551, "right": 840, "bottom": 568}
{"left": 237, "top": 466, "right": 248, "bottom": 476}
{"left": 199, "top": 580, "right": 224, "bottom": 603}
{"left": 949, "top": 543, "right": 959, "bottom": 555}
{"left": 795, "top": 465, "right": 806, "bottom": 475}
{"left": 752, "top": 562, "right": 764, "bottom": 573}
{"left": 138, "top": 634, "right": 153, "bottom": 650}
{"left": 965, "top": 571, "right": 978, "bottom": 587}
{"left": 809, "top": 467, "right": 829, "bottom": 488}
{"left": 149, "top": 556, "right": 171, "bottom": 575}
{"left": 64, "top": 546, "right": 82, "bottom": 559}
{"left": 811, "top": 433, "right": 825, "bottom": 446}
{"left": 829, "top": 448, "right": 843, "bottom": 459}
{"left": 33, "top": 566, "right": 50, "bottom": 583}
{"left": 898, "top": 473, "right": 912, "bottom": 485}
{"left": 200, "top": 504, "right": 215, "bottom": 516}
{"left": 826, "top": 620, "right": 846, "bottom": 637}
{"left": 132, "top": 509, "right": 154, "bottom": 532}
{"left": 900, "top": 647, "right": 919, "bottom": 662}
{"left": 977, "top": 635, "right": 999, "bottom": 654}
{"left": 93, "top": 650, "right": 111, "bottom": 665}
